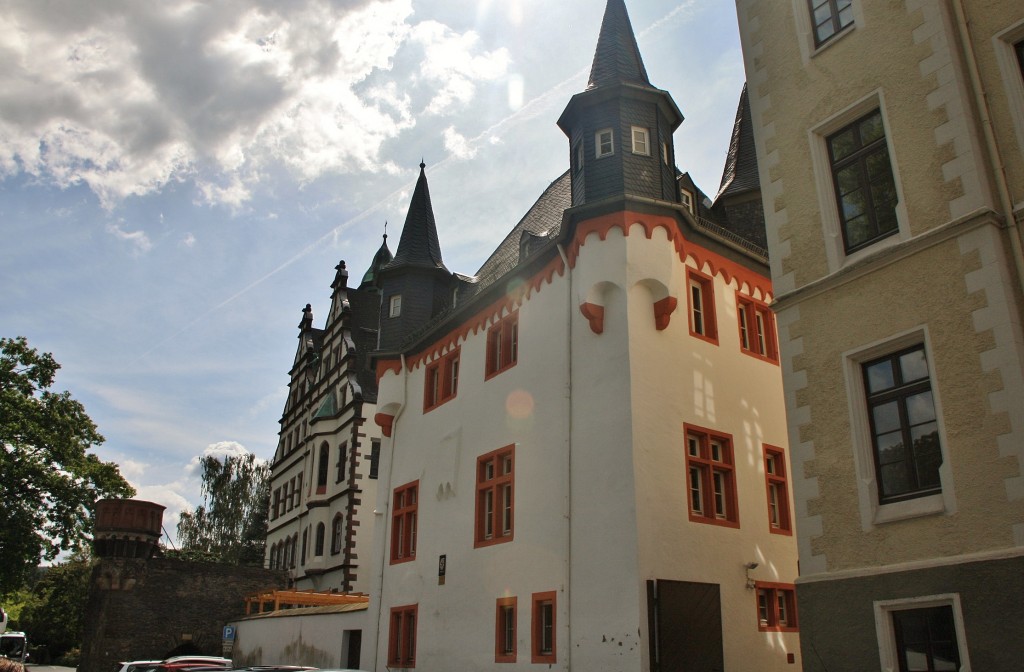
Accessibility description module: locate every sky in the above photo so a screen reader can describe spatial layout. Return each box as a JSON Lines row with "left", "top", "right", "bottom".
{"left": 0, "top": 0, "right": 746, "bottom": 546}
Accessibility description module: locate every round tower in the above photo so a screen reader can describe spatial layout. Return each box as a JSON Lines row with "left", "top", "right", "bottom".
{"left": 93, "top": 499, "right": 166, "bottom": 559}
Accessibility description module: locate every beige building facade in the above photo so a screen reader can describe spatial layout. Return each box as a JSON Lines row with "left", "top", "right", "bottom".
{"left": 735, "top": 0, "right": 1024, "bottom": 669}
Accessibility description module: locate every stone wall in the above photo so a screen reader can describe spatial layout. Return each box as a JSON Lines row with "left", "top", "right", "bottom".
{"left": 79, "top": 557, "right": 286, "bottom": 672}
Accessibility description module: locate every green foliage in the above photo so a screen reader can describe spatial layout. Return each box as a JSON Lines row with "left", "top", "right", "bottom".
{"left": 177, "top": 452, "right": 269, "bottom": 566}
{"left": 17, "top": 555, "right": 92, "bottom": 662}
{"left": 0, "top": 336, "right": 134, "bottom": 596}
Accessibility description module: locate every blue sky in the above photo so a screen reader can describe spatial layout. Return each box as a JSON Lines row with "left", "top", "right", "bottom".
{"left": 0, "top": 0, "right": 745, "bottom": 543}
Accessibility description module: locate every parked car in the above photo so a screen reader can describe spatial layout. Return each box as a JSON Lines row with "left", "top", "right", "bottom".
{"left": 162, "top": 657, "right": 232, "bottom": 667}
{"left": 116, "top": 660, "right": 162, "bottom": 672}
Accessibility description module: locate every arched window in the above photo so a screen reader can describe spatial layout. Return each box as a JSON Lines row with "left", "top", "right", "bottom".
{"left": 315, "top": 522, "right": 326, "bottom": 556}
{"left": 301, "top": 529, "right": 308, "bottom": 566}
{"left": 317, "top": 443, "right": 330, "bottom": 492}
{"left": 331, "top": 514, "right": 345, "bottom": 555}
{"left": 336, "top": 442, "right": 347, "bottom": 483}
{"left": 269, "top": 543, "right": 277, "bottom": 569}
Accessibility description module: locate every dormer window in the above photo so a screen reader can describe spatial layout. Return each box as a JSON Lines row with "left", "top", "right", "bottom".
{"left": 680, "top": 189, "right": 694, "bottom": 214}
{"left": 631, "top": 127, "right": 649, "bottom": 156}
{"left": 389, "top": 294, "right": 402, "bottom": 318}
{"left": 595, "top": 129, "right": 614, "bottom": 158}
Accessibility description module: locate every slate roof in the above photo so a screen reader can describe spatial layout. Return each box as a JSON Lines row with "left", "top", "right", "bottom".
{"left": 360, "top": 234, "right": 394, "bottom": 288}
{"left": 714, "top": 84, "right": 760, "bottom": 201}
{"left": 464, "top": 170, "right": 571, "bottom": 299}
{"left": 588, "top": 0, "right": 651, "bottom": 89}
{"left": 385, "top": 162, "right": 447, "bottom": 272}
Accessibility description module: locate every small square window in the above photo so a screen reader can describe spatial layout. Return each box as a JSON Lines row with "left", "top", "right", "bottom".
{"left": 631, "top": 126, "right": 649, "bottom": 155}
{"left": 809, "top": 0, "right": 854, "bottom": 46}
{"left": 389, "top": 294, "right": 402, "bottom": 318}
{"left": 737, "top": 295, "right": 779, "bottom": 363}
{"left": 595, "top": 128, "right": 614, "bottom": 158}
{"left": 680, "top": 188, "right": 693, "bottom": 213}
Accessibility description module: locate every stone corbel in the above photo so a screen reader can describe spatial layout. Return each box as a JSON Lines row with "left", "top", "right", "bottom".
{"left": 653, "top": 296, "right": 678, "bottom": 331}
{"left": 580, "top": 302, "right": 605, "bottom": 334}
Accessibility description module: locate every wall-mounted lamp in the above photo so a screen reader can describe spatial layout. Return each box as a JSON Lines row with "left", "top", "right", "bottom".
{"left": 745, "top": 561, "right": 759, "bottom": 589}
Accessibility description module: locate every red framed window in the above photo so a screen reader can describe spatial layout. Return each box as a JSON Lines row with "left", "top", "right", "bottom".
{"left": 388, "top": 604, "right": 418, "bottom": 667}
{"left": 495, "top": 596, "right": 517, "bottom": 663}
{"left": 531, "top": 591, "right": 556, "bottom": 664}
{"left": 390, "top": 481, "right": 418, "bottom": 564}
{"left": 424, "top": 348, "right": 460, "bottom": 411}
{"left": 737, "top": 295, "right": 779, "bottom": 363}
{"left": 687, "top": 269, "right": 718, "bottom": 343}
{"left": 763, "top": 445, "right": 792, "bottom": 535}
{"left": 486, "top": 312, "right": 519, "bottom": 378}
{"left": 685, "top": 425, "right": 739, "bottom": 528}
{"left": 475, "top": 446, "right": 515, "bottom": 548}
{"left": 755, "top": 583, "right": 798, "bottom": 632}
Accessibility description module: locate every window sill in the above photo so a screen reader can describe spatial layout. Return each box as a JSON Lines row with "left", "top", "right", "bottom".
{"left": 873, "top": 493, "right": 945, "bottom": 525}
{"left": 423, "top": 393, "right": 456, "bottom": 413}
{"left": 688, "top": 513, "right": 740, "bottom": 529}
{"left": 474, "top": 534, "right": 514, "bottom": 549}
{"left": 485, "top": 363, "right": 517, "bottom": 381}
{"left": 811, "top": 24, "right": 855, "bottom": 58}
{"left": 740, "top": 347, "right": 779, "bottom": 365}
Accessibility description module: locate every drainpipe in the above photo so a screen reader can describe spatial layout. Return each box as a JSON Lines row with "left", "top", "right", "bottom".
{"left": 370, "top": 353, "right": 407, "bottom": 672}
{"left": 556, "top": 243, "right": 573, "bottom": 672}
{"left": 949, "top": 0, "right": 1024, "bottom": 296}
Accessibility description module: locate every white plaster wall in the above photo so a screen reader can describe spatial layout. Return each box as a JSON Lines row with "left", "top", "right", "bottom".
{"left": 231, "top": 610, "right": 367, "bottom": 669}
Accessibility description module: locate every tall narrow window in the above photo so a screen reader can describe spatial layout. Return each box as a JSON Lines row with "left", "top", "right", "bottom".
{"left": 336, "top": 441, "right": 347, "bottom": 483}
{"left": 573, "top": 141, "right": 584, "bottom": 174}
{"left": 737, "top": 296, "right": 778, "bottom": 363}
{"left": 424, "top": 348, "right": 460, "bottom": 411}
{"left": 892, "top": 606, "right": 960, "bottom": 672}
{"left": 763, "top": 445, "right": 792, "bottom": 534}
{"left": 680, "top": 188, "right": 694, "bottom": 213}
{"left": 388, "top": 604, "right": 418, "bottom": 668}
{"left": 595, "top": 128, "right": 614, "bottom": 157}
{"left": 685, "top": 425, "right": 738, "bottom": 527}
{"left": 827, "top": 109, "right": 898, "bottom": 253}
{"left": 687, "top": 270, "right": 717, "bottom": 343}
{"left": 314, "top": 522, "right": 325, "bottom": 556}
{"left": 476, "top": 446, "right": 515, "bottom": 548}
{"left": 531, "top": 592, "right": 556, "bottom": 664}
{"left": 486, "top": 312, "right": 519, "bottom": 378}
{"left": 809, "top": 0, "right": 854, "bottom": 46}
{"left": 317, "top": 443, "right": 329, "bottom": 493}
{"left": 389, "top": 294, "right": 402, "bottom": 317}
{"left": 863, "top": 344, "right": 942, "bottom": 503}
{"left": 631, "top": 126, "right": 650, "bottom": 155}
{"left": 369, "top": 439, "right": 381, "bottom": 479}
{"left": 391, "top": 481, "right": 418, "bottom": 564}
{"left": 331, "top": 514, "right": 344, "bottom": 555}
{"left": 755, "top": 583, "right": 798, "bottom": 631}
{"left": 495, "top": 597, "right": 517, "bottom": 663}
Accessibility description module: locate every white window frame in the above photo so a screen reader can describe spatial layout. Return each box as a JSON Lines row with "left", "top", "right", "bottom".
{"left": 994, "top": 20, "right": 1024, "bottom": 172}
{"left": 631, "top": 126, "right": 650, "bottom": 156}
{"left": 873, "top": 593, "right": 972, "bottom": 672}
{"left": 808, "top": 90, "right": 910, "bottom": 273}
{"left": 680, "top": 188, "right": 693, "bottom": 213}
{"left": 842, "top": 326, "right": 956, "bottom": 530}
{"left": 574, "top": 140, "right": 584, "bottom": 174}
{"left": 389, "top": 294, "right": 402, "bottom": 318}
{"left": 790, "top": 0, "right": 864, "bottom": 63}
{"left": 595, "top": 128, "right": 614, "bottom": 158}
{"left": 661, "top": 141, "right": 670, "bottom": 166}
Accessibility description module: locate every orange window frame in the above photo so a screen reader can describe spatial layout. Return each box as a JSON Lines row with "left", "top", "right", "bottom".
{"left": 390, "top": 481, "right": 418, "bottom": 564}
{"left": 531, "top": 591, "right": 556, "bottom": 664}
{"left": 763, "top": 444, "right": 792, "bottom": 535}
{"left": 495, "top": 596, "right": 517, "bottom": 663}
{"left": 684, "top": 424, "right": 740, "bottom": 528}
{"left": 485, "top": 312, "right": 519, "bottom": 379}
{"left": 423, "top": 347, "right": 460, "bottom": 411}
{"left": 755, "top": 582, "right": 799, "bottom": 632}
{"left": 388, "top": 604, "right": 418, "bottom": 667}
{"left": 687, "top": 268, "right": 718, "bottom": 344}
{"left": 475, "top": 445, "right": 515, "bottom": 548}
{"left": 737, "top": 294, "right": 779, "bottom": 363}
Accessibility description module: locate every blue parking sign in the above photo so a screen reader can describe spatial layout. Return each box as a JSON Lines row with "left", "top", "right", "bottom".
{"left": 223, "top": 625, "right": 236, "bottom": 641}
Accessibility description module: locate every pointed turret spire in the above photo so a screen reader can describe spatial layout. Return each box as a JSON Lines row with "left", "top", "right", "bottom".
{"left": 360, "top": 228, "right": 395, "bottom": 289}
{"left": 587, "top": 0, "right": 650, "bottom": 90}
{"left": 387, "top": 162, "right": 447, "bottom": 272}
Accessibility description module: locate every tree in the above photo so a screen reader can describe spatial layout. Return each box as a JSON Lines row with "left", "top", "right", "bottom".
{"left": 176, "top": 452, "right": 269, "bottom": 566}
{"left": 0, "top": 336, "right": 134, "bottom": 596}
{"left": 16, "top": 553, "right": 92, "bottom": 664}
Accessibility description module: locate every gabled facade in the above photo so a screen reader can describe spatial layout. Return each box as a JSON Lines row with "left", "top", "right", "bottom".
{"left": 358, "top": 2, "right": 800, "bottom": 670}
{"left": 736, "top": 0, "right": 1024, "bottom": 669}
{"left": 265, "top": 255, "right": 386, "bottom": 594}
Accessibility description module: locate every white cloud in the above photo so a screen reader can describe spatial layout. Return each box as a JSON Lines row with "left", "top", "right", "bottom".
{"left": 182, "top": 232, "right": 196, "bottom": 247}
{"left": 106, "top": 220, "right": 153, "bottom": 253}
{"left": 0, "top": 0, "right": 510, "bottom": 207}
{"left": 442, "top": 126, "right": 476, "bottom": 160}
{"left": 185, "top": 440, "right": 266, "bottom": 476}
